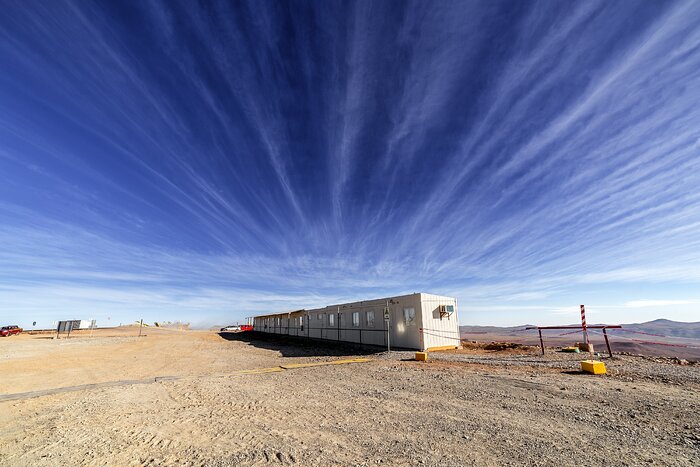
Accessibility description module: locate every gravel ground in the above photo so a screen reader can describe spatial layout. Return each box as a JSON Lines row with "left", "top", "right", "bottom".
{"left": 423, "top": 349, "right": 700, "bottom": 386}
{"left": 1, "top": 331, "right": 698, "bottom": 466}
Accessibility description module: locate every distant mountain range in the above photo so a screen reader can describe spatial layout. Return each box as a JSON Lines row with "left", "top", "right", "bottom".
{"left": 616, "top": 319, "right": 700, "bottom": 339}
{"left": 460, "top": 319, "right": 700, "bottom": 340}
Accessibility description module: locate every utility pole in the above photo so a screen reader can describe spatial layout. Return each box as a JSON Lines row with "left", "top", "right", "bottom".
{"left": 385, "top": 300, "right": 391, "bottom": 353}
{"left": 138, "top": 319, "right": 143, "bottom": 337}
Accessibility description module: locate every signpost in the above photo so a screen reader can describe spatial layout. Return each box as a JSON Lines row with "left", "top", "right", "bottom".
{"left": 384, "top": 304, "right": 391, "bottom": 353}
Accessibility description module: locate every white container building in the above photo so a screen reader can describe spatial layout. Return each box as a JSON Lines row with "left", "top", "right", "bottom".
{"left": 252, "top": 292, "right": 460, "bottom": 351}
{"left": 78, "top": 319, "right": 96, "bottom": 329}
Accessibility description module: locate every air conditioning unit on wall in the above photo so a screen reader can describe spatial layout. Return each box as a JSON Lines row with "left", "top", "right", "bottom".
{"left": 439, "top": 305, "right": 455, "bottom": 319}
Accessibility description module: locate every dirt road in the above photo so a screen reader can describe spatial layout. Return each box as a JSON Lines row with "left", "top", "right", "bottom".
{"left": 1, "top": 329, "right": 698, "bottom": 465}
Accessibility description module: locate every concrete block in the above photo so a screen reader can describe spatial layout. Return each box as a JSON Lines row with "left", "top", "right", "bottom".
{"left": 581, "top": 360, "right": 606, "bottom": 375}
{"left": 415, "top": 351, "right": 428, "bottom": 361}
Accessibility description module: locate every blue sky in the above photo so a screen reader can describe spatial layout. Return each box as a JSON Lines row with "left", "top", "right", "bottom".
{"left": 1, "top": 1, "right": 699, "bottom": 329}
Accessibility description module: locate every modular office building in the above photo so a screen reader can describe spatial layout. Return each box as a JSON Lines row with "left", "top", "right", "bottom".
{"left": 252, "top": 292, "right": 460, "bottom": 351}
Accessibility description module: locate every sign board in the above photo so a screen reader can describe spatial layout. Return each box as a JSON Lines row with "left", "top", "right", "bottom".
{"left": 383, "top": 308, "right": 390, "bottom": 322}
{"left": 57, "top": 320, "right": 77, "bottom": 333}
{"left": 56, "top": 320, "right": 80, "bottom": 338}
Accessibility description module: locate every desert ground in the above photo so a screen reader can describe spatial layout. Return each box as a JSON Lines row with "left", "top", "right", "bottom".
{"left": 1, "top": 328, "right": 698, "bottom": 466}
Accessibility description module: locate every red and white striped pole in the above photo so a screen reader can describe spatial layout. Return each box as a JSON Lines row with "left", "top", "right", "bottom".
{"left": 580, "top": 305, "right": 589, "bottom": 344}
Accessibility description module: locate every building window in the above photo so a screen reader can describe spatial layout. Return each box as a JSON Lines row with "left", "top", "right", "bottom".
{"left": 329, "top": 313, "right": 335, "bottom": 326}
{"left": 352, "top": 312, "right": 360, "bottom": 327}
{"left": 366, "top": 311, "right": 375, "bottom": 327}
{"left": 404, "top": 308, "right": 416, "bottom": 326}
{"left": 299, "top": 316, "right": 304, "bottom": 331}
{"left": 317, "top": 313, "right": 322, "bottom": 320}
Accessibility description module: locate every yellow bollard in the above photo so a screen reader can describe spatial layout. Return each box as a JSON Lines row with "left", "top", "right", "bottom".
{"left": 581, "top": 360, "right": 606, "bottom": 375}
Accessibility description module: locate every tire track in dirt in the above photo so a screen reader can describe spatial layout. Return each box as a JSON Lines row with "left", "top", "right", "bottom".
{"left": 0, "top": 378, "right": 160, "bottom": 402}
{"left": 0, "top": 359, "right": 371, "bottom": 402}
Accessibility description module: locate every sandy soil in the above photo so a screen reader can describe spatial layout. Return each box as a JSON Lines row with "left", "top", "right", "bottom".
{"left": 1, "top": 329, "right": 698, "bottom": 466}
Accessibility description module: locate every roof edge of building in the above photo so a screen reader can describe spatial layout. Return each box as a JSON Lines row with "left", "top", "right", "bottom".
{"left": 251, "top": 292, "right": 455, "bottom": 319}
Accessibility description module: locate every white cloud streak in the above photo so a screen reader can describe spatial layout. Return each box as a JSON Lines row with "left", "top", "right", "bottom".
{"left": 0, "top": 1, "right": 699, "bottom": 327}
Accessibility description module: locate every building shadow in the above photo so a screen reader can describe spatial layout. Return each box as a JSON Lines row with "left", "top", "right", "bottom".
{"left": 217, "top": 331, "right": 386, "bottom": 358}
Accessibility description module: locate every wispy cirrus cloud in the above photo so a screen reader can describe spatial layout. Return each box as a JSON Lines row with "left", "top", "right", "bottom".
{"left": 0, "top": 1, "right": 699, "bottom": 327}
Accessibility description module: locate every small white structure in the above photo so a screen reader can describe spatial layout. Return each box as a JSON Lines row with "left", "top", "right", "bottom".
{"left": 252, "top": 293, "right": 460, "bottom": 351}
{"left": 78, "top": 319, "right": 96, "bottom": 329}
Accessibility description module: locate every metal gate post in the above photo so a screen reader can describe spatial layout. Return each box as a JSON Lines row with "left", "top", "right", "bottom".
{"left": 603, "top": 327, "right": 613, "bottom": 358}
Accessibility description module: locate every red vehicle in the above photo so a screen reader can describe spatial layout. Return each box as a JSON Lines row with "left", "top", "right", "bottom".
{"left": 0, "top": 325, "right": 22, "bottom": 337}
